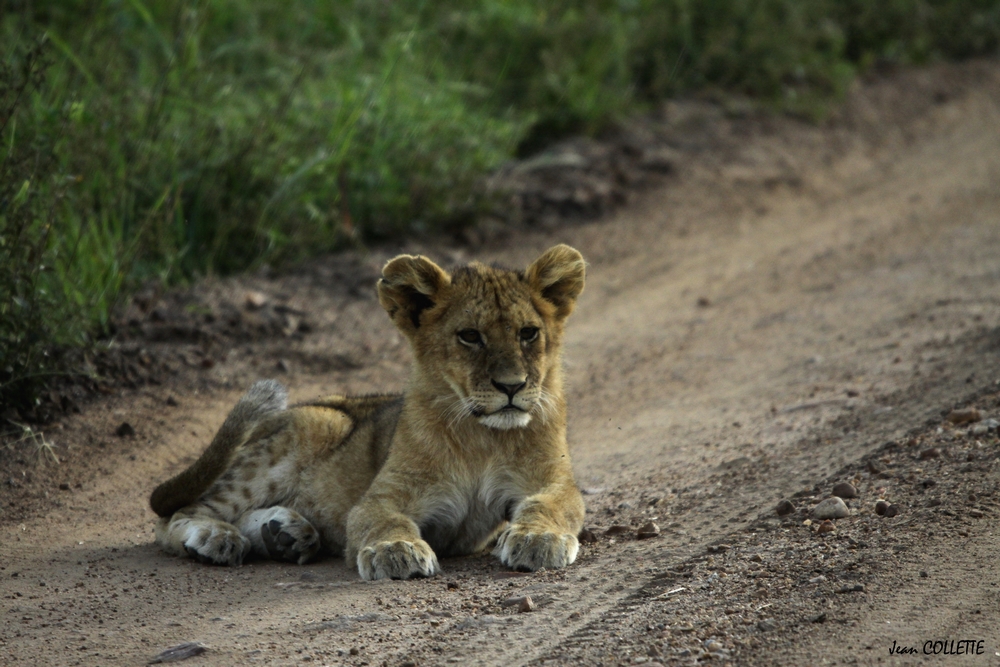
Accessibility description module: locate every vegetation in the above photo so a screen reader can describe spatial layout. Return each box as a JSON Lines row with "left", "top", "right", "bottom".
{"left": 3, "top": 0, "right": 999, "bottom": 415}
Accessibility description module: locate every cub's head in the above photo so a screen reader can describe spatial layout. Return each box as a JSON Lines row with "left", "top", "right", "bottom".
{"left": 377, "top": 244, "right": 585, "bottom": 431}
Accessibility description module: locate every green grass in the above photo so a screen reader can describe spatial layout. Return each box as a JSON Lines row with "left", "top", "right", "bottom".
{"left": 2, "top": 0, "right": 999, "bottom": 416}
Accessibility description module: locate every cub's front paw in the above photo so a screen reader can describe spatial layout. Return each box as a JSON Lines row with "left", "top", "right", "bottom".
{"left": 184, "top": 522, "right": 251, "bottom": 566}
{"left": 357, "top": 539, "right": 439, "bottom": 580}
{"left": 493, "top": 527, "right": 579, "bottom": 571}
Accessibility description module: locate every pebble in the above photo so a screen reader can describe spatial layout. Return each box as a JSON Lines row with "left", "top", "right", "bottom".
{"left": 757, "top": 620, "right": 776, "bottom": 632}
{"left": 446, "top": 581, "right": 460, "bottom": 590}
{"left": 245, "top": 290, "right": 269, "bottom": 310}
{"left": 946, "top": 407, "right": 981, "bottom": 424}
{"left": 875, "top": 500, "right": 889, "bottom": 515}
{"left": 707, "top": 544, "right": 731, "bottom": 553}
{"left": 832, "top": 482, "right": 858, "bottom": 499}
{"left": 149, "top": 642, "right": 207, "bottom": 664}
{"left": 981, "top": 418, "right": 999, "bottom": 431}
{"left": 115, "top": 422, "right": 135, "bottom": 437}
{"left": 970, "top": 422, "right": 991, "bottom": 435}
{"left": 809, "top": 612, "right": 827, "bottom": 623}
{"left": 969, "top": 509, "right": 985, "bottom": 518}
{"left": 703, "top": 639, "right": 724, "bottom": 653}
{"left": 866, "top": 460, "right": 883, "bottom": 474}
{"left": 605, "top": 525, "right": 630, "bottom": 536}
{"left": 817, "top": 520, "right": 836, "bottom": 534}
{"left": 578, "top": 528, "right": 598, "bottom": 543}
{"left": 836, "top": 584, "right": 866, "bottom": 594}
{"left": 637, "top": 522, "right": 660, "bottom": 539}
{"left": 812, "top": 497, "right": 849, "bottom": 520}
{"left": 809, "top": 575, "right": 827, "bottom": 584}
{"left": 166, "top": 396, "right": 179, "bottom": 407}
{"left": 518, "top": 596, "right": 536, "bottom": 613}
{"left": 919, "top": 447, "right": 941, "bottom": 460}
{"left": 775, "top": 499, "right": 795, "bottom": 516}
{"left": 884, "top": 504, "right": 900, "bottom": 518}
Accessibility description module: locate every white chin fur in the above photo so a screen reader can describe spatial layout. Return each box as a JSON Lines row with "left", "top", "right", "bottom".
{"left": 479, "top": 410, "right": 532, "bottom": 430}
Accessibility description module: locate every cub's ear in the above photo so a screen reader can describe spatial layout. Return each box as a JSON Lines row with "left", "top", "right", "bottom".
{"left": 525, "top": 244, "right": 585, "bottom": 320}
{"left": 377, "top": 254, "right": 450, "bottom": 331}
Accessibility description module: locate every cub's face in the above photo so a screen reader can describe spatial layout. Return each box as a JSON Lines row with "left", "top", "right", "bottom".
{"left": 377, "top": 245, "right": 585, "bottom": 431}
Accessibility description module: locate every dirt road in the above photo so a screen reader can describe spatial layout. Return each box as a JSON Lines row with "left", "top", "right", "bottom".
{"left": 4, "top": 60, "right": 1000, "bottom": 666}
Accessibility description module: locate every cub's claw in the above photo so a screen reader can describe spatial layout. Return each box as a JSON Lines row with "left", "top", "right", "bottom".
{"left": 493, "top": 527, "right": 579, "bottom": 571}
{"left": 357, "top": 539, "right": 439, "bottom": 580}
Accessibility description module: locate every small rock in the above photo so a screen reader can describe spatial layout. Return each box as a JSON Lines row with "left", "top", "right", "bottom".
{"left": 446, "top": 581, "right": 460, "bottom": 590}
{"left": 605, "top": 525, "right": 630, "bottom": 536}
{"left": 812, "top": 497, "right": 849, "bottom": 520}
{"left": 866, "top": 460, "right": 883, "bottom": 474}
{"left": 836, "top": 584, "right": 865, "bottom": 594}
{"left": 245, "top": 290, "right": 269, "bottom": 310}
{"left": 946, "top": 407, "right": 981, "bottom": 424}
{"left": 578, "top": 528, "right": 598, "bottom": 543}
{"left": 165, "top": 396, "right": 179, "bottom": 407}
{"left": 276, "top": 359, "right": 291, "bottom": 373}
{"left": 968, "top": 493, "right": 978, "bottom": 503}
{"left": 808, "top": 575, "right": 827, "bottom": 584}
{"left": 349, "top": 647, "right": 359, "bottom": 656}
{"left": 809, "top": 612, "right": 827, "bottom": 623}
{"left": 617, "top": 501, "right": 634, "bottom": 510}
{"left": 58, "top": 483, "right": 70, "bottom": 491}
{"left": 149, "top": 642, "right": 207, "bottom": 664}
{"left": 875, "top": 500, "right": 889, "bottom": 515}
{"left": 707, "top": 544, "right": 730, "bottom": 553}
{"left": 518, "top": 596, "right": 536, "bottom": 613}
{"left": 703, "top": 639, "right": 724, "bottom": 653}
{"left": 969, "top": 509, "right": 985, "bottom": 518}
{"left": 775, "top": 499, "right": 795, "bottom": 516}
{"left": 757, "top": 620, "right": 776, "bottom": 632}
{"left": 971, "top": 423, "right": 989, "bottom": 436}
{"left": 115, "top": 422, "right": 135, "bottom": 438}
{"left": 919, "top": 447, "right": 941, "bottom": 460}
{"left": 637, "top": 522, "right": 660, "bottom": 539}
{"left": 696, "top": 296, "right": 712, "bottom": 308}
{"left": 884, "top": 504, "right": 900, "bottom": 518}
{"left": 817, "top": 520, "right": 835, "bottom": 534}
{"left": 831, "top": 482, "right": 857, "bottom": 499}
{"left": 981, "top": 418, "right": 999, "bottom": 431}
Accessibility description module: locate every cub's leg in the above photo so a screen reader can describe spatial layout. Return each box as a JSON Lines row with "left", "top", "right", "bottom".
{"left": 493, "top": 476, "right": 585, "bottom": 572}
{"left": 345, "top": 476, "right": 440, "bottom": 580}
{"left": 236, "top": 506, "right": 320, "bottom": 564}
{"left": 155, "top": 506, "right": 250, "bottom": 566}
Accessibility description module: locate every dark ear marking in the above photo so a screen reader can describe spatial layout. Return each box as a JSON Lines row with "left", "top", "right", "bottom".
{"left": 405, "top": 289, "right": 435, "bottom": 328}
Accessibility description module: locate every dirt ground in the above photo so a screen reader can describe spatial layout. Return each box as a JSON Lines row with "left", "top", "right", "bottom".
{"left": 3, "top": 59, "right": 1000, "bottom": 667}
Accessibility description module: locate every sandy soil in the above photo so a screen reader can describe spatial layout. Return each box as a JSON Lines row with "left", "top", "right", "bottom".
{"left": 3, "top": 59, "right": 1000, "bottom": 667}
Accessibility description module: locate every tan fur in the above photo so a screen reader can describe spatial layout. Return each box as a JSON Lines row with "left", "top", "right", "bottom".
{"left": 150, "top": 245, "right": 587, "bottom": 578}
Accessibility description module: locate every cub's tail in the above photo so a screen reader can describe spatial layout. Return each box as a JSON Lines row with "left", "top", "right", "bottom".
{"left": 149, "top": 380, "right": 288, "bottom": 517}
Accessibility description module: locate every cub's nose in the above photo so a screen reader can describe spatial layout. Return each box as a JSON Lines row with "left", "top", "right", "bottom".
{"left": 491, "top": 379, "right": 526, "bottom": 398}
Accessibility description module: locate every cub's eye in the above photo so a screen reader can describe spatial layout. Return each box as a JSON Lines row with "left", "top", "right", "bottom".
{"left": 519, "top": 326, "right": 540, "bottom": 343}
{"left": 457, "top": 329, "right": 483, "bottom": 345}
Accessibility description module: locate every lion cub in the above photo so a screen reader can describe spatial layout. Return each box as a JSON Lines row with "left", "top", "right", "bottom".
{"left": 150, "top": 245, "right": 586, "bottom": 579}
